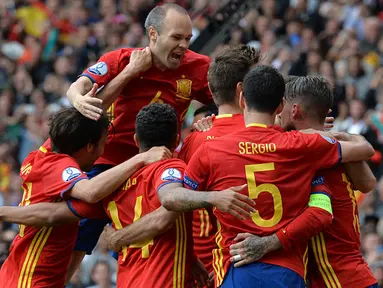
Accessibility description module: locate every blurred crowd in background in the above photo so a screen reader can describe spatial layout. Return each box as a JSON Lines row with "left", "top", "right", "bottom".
{"left": 0, "top": 0, "right": 382, "bottom": 287}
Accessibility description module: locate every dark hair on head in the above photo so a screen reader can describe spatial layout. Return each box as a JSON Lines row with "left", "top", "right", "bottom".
{"left": 284, "top": 75, "right": 299, "bottom": 84}
{"left": 193, "top": 104, "right": 218, "bottom": 117}
{"left": 285, "top": 76, "right": 334, "bottom": 123}
{"left": 49, "top": 107, "right": 109, "bottom": 156}
{"left": 136, "top": 103, "right": 178, "bottom": 150}
{"left": 144, "top": 3, "right": 189, "bottom": 35}
{"left": 208, "top": 45, "right": 262, "bottom": 106}
{"left": 243, "top": 65, "right": 285, "bottom": 114}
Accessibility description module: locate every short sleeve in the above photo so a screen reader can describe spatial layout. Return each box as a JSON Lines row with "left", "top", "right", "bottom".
{"left": 310, "top": 173, "right": 331, "bottom": 198}
{"left": 154, "top": 160, "right": 186, "bottom": 193}
{"left": 42, "top": 155, "right": 88, "bottom": 199}
{"left": 293, "top": 132, "right": 342, "bottom": 170}
{"left": 309, "top": 172, "right": 333, "bottom": 215}
{"left": 67, "top": 198, "right": 109, "bottom": 219}
{"left": 184, "top": 143, "right": 210, "bottom": 191}
{"left": 79, "top": 50, "right": 124, "bottom": 88}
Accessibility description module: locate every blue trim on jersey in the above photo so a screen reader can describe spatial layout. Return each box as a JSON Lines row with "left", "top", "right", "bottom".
{"left": 67, "top": 200, "right": 84, "bottom": 219}
{"left": 74, "top": 164, "right": 113, "bottom": 255}
{"left": 156, "top": 180, "right": 183, "bottom": 193}
{"left": 367, "top": 284, "right": 379, "bottom": 288}
{"left": 60, "top": 177, "right": 88, "bottom": 199}
{"left": 79, "top": 73, "right": 96, "bottom": 83}
{"left": 337, "top": 142, "right": 342, "bottom": 164}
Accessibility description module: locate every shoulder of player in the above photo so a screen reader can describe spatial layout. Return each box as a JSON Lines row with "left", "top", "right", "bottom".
{"left": 183, "top": 50, "right": 210, "bottom": 67}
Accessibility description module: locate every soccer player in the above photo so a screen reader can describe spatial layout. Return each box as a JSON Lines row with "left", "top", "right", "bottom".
{"left": 177, "top": 44, "right": 261, "bottom": 273}
{"left": 228, "top": 76, "right": 378, "bottom": 288}
{"left": 0, "top": 108, "right": 171, "bottom": 288}
{"left": 66, "top": 2, "right": 212, "bottom": 262}
{"left": 181, "top": 66, "right": 374, "bottom": 287}
{"left": 0, "top": 103, "right": 256, "bottom": 288}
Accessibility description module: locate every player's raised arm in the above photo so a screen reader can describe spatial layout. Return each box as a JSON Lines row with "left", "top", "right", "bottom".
{"left": 66, "top": 146, "right": 171, "bottom": 203}
{"left": 67, "top": 48, "right": 152, "bottom": 120}
{"left": 343, "top": 161, "right": 376, "bottom": 193}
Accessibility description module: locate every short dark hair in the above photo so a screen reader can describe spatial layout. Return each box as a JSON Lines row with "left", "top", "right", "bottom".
{"left": 208, "top": 45, "right": 261, "bottom": 106}
{"left": 49, "top": 108, "right": 109, "bottom": 156}
{"left": 285, "top": 76, "right": 334, "bottom": 123}
{"left": 243, "top": 65, "right": 285, "bottom": 113}
{"left": 144, "top": 3, "right": 189, "bottom": 34}
{"left": 136, "top": 103, "right": 178, "bottom": 150}
{"left": 193, "top": 104, "right": 218, "bottom": 117}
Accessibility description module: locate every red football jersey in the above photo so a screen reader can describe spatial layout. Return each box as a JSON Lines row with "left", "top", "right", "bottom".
{"left": 308, "top": 165, "right": 377, "bottom": 288}
{"left": 69, "top": 159, "right": 194, "bottom": 288}
{"left": 80, "top": 48, "right": 212, "bottom": 166}
{"left": 0, "top": 141, "right": 87, "bottom": 288}
{"left": 184, "top": 123, "right": 341, "bottom": 287}
{"left": 178, "top": 114, "right": 244, "bottom": 272}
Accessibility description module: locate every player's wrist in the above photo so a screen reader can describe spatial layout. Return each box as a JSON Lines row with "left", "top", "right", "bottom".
{"left": 263, "top": 234, "right": 282, "bottom": 254}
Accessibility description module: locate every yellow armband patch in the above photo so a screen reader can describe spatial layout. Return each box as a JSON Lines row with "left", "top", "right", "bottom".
{"left": 308, "top": 193, "right": 332, "bottom": 215}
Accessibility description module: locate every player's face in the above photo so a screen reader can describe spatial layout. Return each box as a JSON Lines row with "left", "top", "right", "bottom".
{"left": 152, "top": 10, "right": 193, "bottom": 70}
{"left": 84, "top": 132, "right": 108, "bottom": 170}
{"left": 279, "top": 100, "right": 297, "bottom": 131}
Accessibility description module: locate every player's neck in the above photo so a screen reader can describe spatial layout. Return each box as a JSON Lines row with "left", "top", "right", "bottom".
{"left": 244, "top": 110, "right": 275, "bottom": 127}
{"left": 152, "top": 55, "right": 167, "bottom": 71}
{"left": 218, "top": 103, "right": 243, "bottom": 115}
{"left": 296, "top": 120, "right": 324, "bottom": 131}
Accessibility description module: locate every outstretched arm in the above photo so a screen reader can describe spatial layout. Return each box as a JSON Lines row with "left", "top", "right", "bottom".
{"left": 0, "top": 202, "right": 79, "bottom": 227}
{"left": 344, "top": 161, "right": 376, "bottom": 193}
{"left": 67, "top": 147, "right": 171, "bottom": 203}
{"left": 104, "top": 206, "right": 179, "bottom": 252}
{"left": 157, "top": 182, "right": 256, "bottom": 220}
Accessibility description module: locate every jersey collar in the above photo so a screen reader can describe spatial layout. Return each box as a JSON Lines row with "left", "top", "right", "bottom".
{"left": 246, "top": 123, "right": 267, "bottom": 128}
{"left": 215, "top": 114, "right": 233, "bottom": 119}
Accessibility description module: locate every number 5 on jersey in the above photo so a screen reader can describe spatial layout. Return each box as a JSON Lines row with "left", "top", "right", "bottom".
{"left": 245, "top": 163, "right": 283, "bottom": 228}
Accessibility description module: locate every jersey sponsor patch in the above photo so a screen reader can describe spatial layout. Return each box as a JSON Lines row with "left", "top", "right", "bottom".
{"left": 161, "top": 168, "right": 182, "bottom": 182}
{"left": 311, "top": 176, "right": 324, "bottom": 186}
{"left": 62, "top": 167, "right": 82, "bottom": 182}
{"left": 320, "top": 135, "right": 336, "bottom": 144}
{"left": 88, "top": 62, "right": 108, "bottom": 76}
{"left": 184, "top": 175, "right": 199, "bottom": 190}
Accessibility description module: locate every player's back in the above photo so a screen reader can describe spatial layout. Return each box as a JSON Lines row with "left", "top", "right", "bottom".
{"left": 0, "top": 140, "right": 85, "bottom": 287}
{"left": 89, "top": 48, "right": 211, "bottom": 166}
{"left": 185, "top": 124, "right": 341, "bottom": 284}
{"left": 309, "top": 165, "right": 377, "bottom": 288}
{"left": 103, "top": 159, "right": 193, "bottom": 288}
{"left": 178, "top": 113, "right": 244, "bottom": 272}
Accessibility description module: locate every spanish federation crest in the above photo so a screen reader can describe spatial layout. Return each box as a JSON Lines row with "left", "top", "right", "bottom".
{"left": 176, "top": 78, "right": 192, "bottom": 100}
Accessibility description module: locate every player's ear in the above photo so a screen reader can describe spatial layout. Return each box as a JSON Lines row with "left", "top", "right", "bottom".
{"left": 175, "top": 133, "right": 180, "bottom": 149}
{"left": 291, "top": 103, "right": 302, "bottom": 120}
{"left": 239, "top": 91, "right": 246, "bottom": 110}
{"left": 134, "top": 134, "right": 140, "bottom": 148}
{"left": 236, "top": 82, "right": 243, "bottom": 98}
{"left": 149, "top": 26, "right": 158, "bottom": 42}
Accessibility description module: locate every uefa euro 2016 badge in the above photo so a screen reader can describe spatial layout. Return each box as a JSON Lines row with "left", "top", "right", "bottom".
{"left": 161, "top": 168, "right": 183, "bottom": 182}
{"left": 88, "top": 62, "right": 108, "bottom": 76}
{"left": 62, "top": 167, "right": 82, "bottom": 182}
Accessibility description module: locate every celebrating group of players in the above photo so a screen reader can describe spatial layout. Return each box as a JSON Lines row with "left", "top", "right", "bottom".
{"left": 0, "top": 3, "right": 380, "bottom": 288}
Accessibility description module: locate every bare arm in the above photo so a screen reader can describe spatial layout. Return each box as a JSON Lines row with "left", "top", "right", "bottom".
{"left": 300, "top": 130, "right": 374, "bottom": 162}
{"left": 344, "top": 161, "right": 376, "bottom": 193}
{"left": 67, "top": 48, "right": 152, "bottom": 120}
{"left": 0, "top": 202, "right": 79, "bottom": 227}
{"left": 69, "top": 147, "right": 171, "bottom": 203}
{"left": 157, "top": 182, "right": 256, "bottom": 220}
{"left": 105, "top": 206, "right": 180, "bottom": 251}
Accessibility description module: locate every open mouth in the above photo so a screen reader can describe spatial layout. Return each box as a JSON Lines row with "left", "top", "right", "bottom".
{"left": 171, "top": 52, "right": 183, "bottom": 62}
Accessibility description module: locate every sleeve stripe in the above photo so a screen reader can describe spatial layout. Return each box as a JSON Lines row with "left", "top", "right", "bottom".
{"left": 79, "top": 73, "right": 96, "bottom": 83}
{"left": 66, "top": 200, "right": 84, "bottom": 219}
{"left": 156, "top": 180, "right": 183, "bottom": 193}
{"left": 337, "top": 142, "right": 342, "bottom": 164}
{"left": 60, "top": 177, "right": 88, "bottom": 199}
